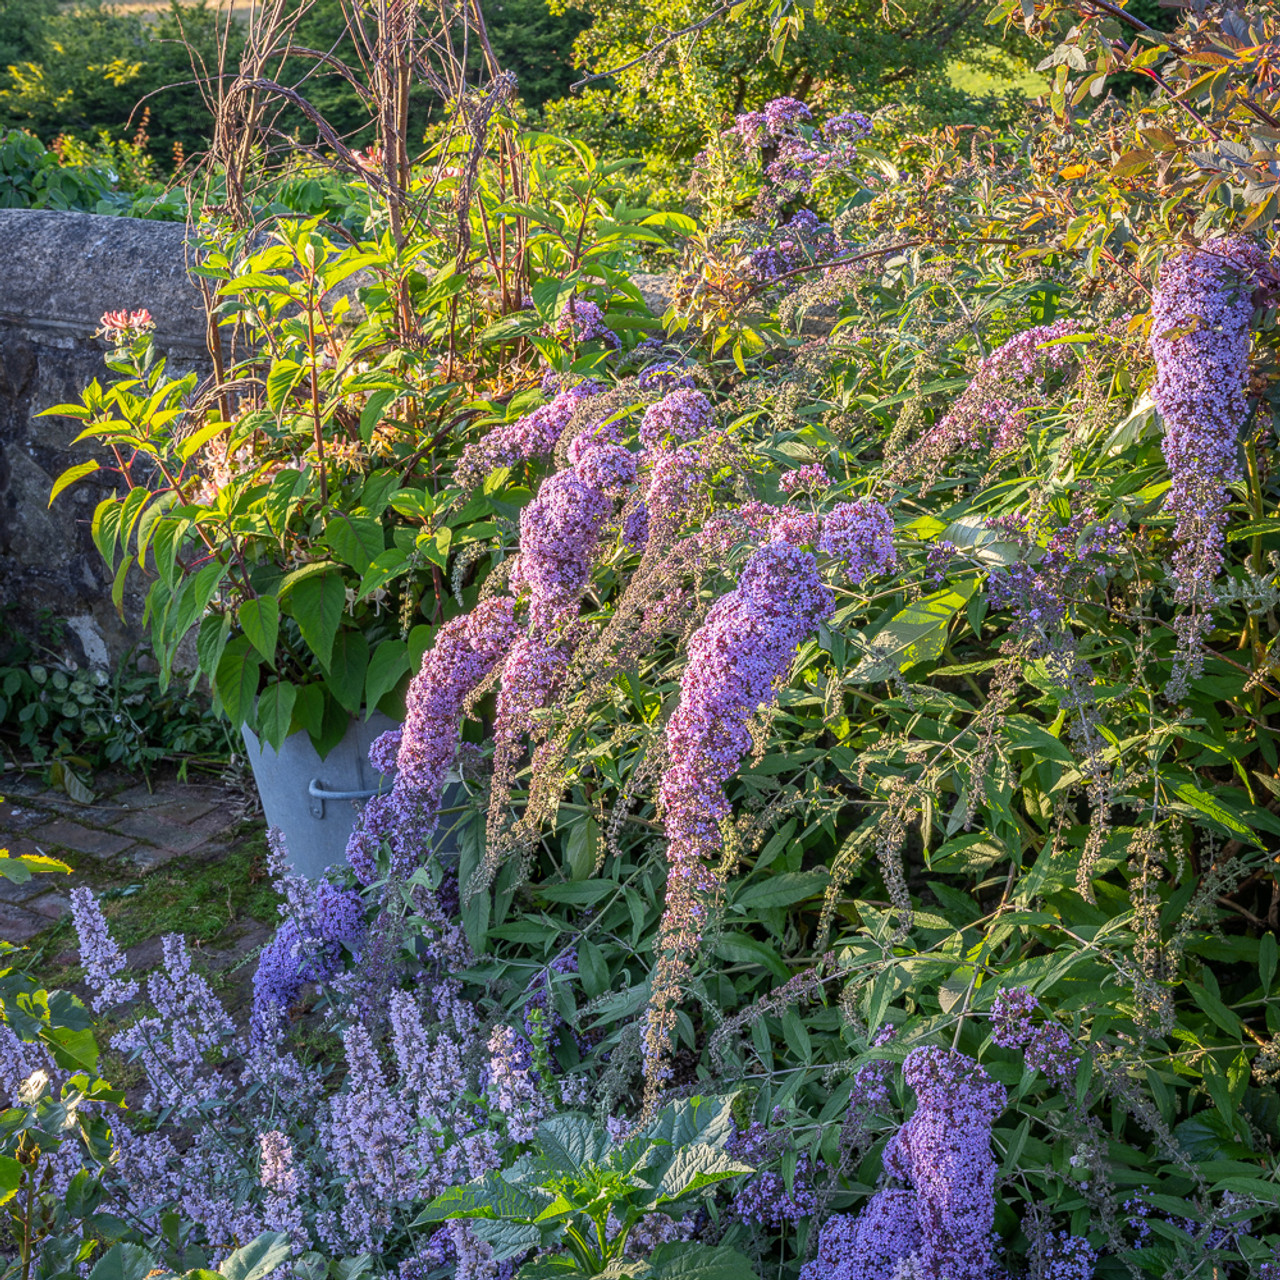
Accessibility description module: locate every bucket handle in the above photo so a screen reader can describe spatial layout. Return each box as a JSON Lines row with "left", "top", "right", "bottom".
{"left": 308, "top": 778, "right": 385, "bottom": 819}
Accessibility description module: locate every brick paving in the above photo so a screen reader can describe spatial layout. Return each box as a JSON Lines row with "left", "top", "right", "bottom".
{"left": 0, "top": 769, "right": 249, "bottom": 943}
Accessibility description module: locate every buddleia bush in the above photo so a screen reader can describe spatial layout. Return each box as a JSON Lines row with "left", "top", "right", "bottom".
{"left": 20, "top": 2, "right": 1280, "bottom": 1278}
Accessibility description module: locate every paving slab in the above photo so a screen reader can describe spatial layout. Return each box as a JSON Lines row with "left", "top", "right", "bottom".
{"left": 0, "top": 874, "right": 46, "bottom": 906}
{"left": 28, "top": 818, "right": 135, "bottom": 860}
{"left": 113, "top": 809, "right": 212, "bottom": 853}
{"left": 25, "top": 891, "right": 72, "bottom": 920}
{"left": 1, "top": 836, "right": 49, "bottom": 860}
{"left": 0, "top": 901, "right": 47, "bottom": 944}
{"left": 0, "top": 799, "right": 51, "bottom": 832}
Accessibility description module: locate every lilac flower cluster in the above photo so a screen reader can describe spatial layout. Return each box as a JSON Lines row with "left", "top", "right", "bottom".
{"left": 252, "top": 879, "right": 365, "bottom": 1041}
{"left": 457, "top": 382, "right": 601, "bottom": 486}
{"left": 727, "top": 1121, "right": 826, "bottom": 1226}
{"left": 990, "top": 985, "right": 1081, "bottom": 1089}
{"left": 780, "top": 463, "right": 831, "bottom": 495}
{"left": 750, "top": 210, "right": 839, "bottom": 283}
{"left": 822, "top": 111, "right": 873, "bottom": 143}
{"left": 909, "top": 319, "right": 1077, "bottom": 481}
{"left": 771, "top": 509, "right": 822, "bottom": 548}
{"left": 347, "top": 598, "right": 518, "bottom": 882}
{"left": 646, "top": 542, "right": 833, "bottom": 1094}
{"left": 637, "top": 360, "right": 697, "bottom": 393}
{"left": 640, "top": 388, "right": 714, "bottom": 448}
{"left": 985, "top": 515, "right": 1125, "bottom": 643}
{"left": 551, "top": 297, "right": 619, "bottom": 348}
{"left": 1036, "top": 1230, "right": 1097, "bottom": 1280}
{"left": 817, "top": 1048, "right": 1005, "bottom": 1280}
{"left": 644, "top": 445, "right": 712, "bottom": 541}
{"left": 111, "top": 933, "right": 237, "bottom": 1116}
{"left": 728, "top": 98, "right": 869, "bottom": 204}
{"left": 517, "top": 469, "right": 614, "bottom": 630}
{"left": 1149, "top": 237, "right": 1263, "bottom": 691}
{"left": 817, "top": 500, "right": 898, "bottom": 583}
{"left": 259, "top": 1130, "right": 307, "bottom": 1247}
{"left": 485, "top": 1024, "right": 551, "bottom": 1142}
{"left": 573, "top": 442, "right": 637, "bottom": 495}
{"left": 802, "top": 1189, "right": 922, "bottom": 1280}
{"left": 887, "top": 1047, "right": 1006, "bottom": 1278}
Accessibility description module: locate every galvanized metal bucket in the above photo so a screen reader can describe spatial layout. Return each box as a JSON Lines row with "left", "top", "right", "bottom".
{"left": 241, "top": 712, "right": 400, "bottom": 879}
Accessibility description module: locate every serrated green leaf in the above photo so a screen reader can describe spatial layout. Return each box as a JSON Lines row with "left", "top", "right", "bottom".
{"left": 325, "top": 631, "right": 370, "bottom": 715}
{"left": 239, "top": 597, "right": 279, "bottom": 668}
{"left": 365, "top": 638, "right": 411, "bottom": 715}
{"left": 256, "top": 681, "right": 298, "bottom": 751}
{"left": 279, "top": 564, "right": 345, "bottom": 668}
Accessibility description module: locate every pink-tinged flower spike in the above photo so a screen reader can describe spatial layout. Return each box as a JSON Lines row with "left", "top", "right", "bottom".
{"left": 456, "top": 382, "right": 601, "bottom": 487}
{"left": 780, "top": 463, "right": 830, "bottom": 495}
{"left": 346, "top": 598, "right": 518, "bottom": 883}
{"left": 484, "top": 455, "right": 623, "bottom": 870}
{"left": 644, "top": 542, "right": 833, "bottom": 1110}
{"left": 1150, "top": 236, "right": 1264, "bottom": 696}
{"left": 904, "top": 319, "right": 1078, "bottom": 484}
{"left": 70, "top": 886, "right": 139, "bottom": 1011}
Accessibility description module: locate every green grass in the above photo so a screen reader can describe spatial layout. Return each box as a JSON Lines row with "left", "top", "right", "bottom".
{"left": 30, "top": 825, "right": 279, "bottom": 989}
{"left": 947, "top": 48, "right": 1051, "bottom": 98}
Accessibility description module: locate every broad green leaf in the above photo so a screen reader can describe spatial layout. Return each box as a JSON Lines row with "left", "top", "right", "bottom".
{"left": 256, "top": 681, "right": 298, "bottom": 751}
{"left": 177, "top": 416, "right": 229, "bottom": 463}
{"left": 415, "top": 1175, "right": 549, "bottom": 1225}
{"left": 358, "top": 548, "right": 409, "bottom": 601}
{"left": 578, "top": 936, "right": 608, "bottom": 997}
{"left": 215, "top": 635, "right": 262, "bottom": 728}
{"left": 0, "top": 1155, "right": 21, "bottom": 1206}
{"left": 325, "top": 514, "right": 386, "bottom": 573}
{"left": 49, "top": 460, "right": 100, "bottom": 505}
{"left": 325, "top": 630, "right": 370, "bottom": 715}
{"left": 279, "top": 564, "right": 345, "bottom": 668}
{"left": 1260, "top": 932, "right": 1277, "bottom": 993}
{"left": 239, "top": 597, "right": 279, "bottom": 668}
{"left": 468, "top": 1219, "right": 546, "bottom": 1262}
{"left": 218, "top": 1233, "right": 294, "bottom": 1280}
{"left": 732, "top": 870, "right": 828, "bottom": 910}
{"left": 710, "top": 931, "right": 790, "bottom": 980}
{"left": 656, "top": 1145, "right": 754, "bottom": 1201}
{"left": 533, "top": 1112, "right": 609, "bottom": 1177}
{"left": 86, "top": 1242, "right": 156, "bottom": 1280}
{"left": 649, "top": 1243, "right": 761, "bottom": 1280}
{"left": 266, "top": 359, "right": 304, "bottom": 414}
{"left": 91, "top": 497, "right": 123, "bottom": 567}
{"left": 365, "top": 638, "right": 411, "bottom": 714}
{"left": 1173, "top": 781, "right": 1253, "bottom": 839}
{"left": 565, "top": 815, "right": 599, "bottom": 881}
{"left": 849, "top": 580, "right": 975, "bottom": 682}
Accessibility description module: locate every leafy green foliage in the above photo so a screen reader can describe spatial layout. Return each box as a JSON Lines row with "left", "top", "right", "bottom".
{"left": 420, "top": 1102, "right": 757, "bottom": 1279}
{"left": 0, "top": 612, "right": 231, "bottom": 787}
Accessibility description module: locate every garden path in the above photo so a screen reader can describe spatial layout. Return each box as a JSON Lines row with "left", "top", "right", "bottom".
{"left": 0, "top": 767, "right": 276, "bottom": 1015}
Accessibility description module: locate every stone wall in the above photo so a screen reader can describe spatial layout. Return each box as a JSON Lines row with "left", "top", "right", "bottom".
{"left": 0, "top": 209, "right": 210, "bottom": 666}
